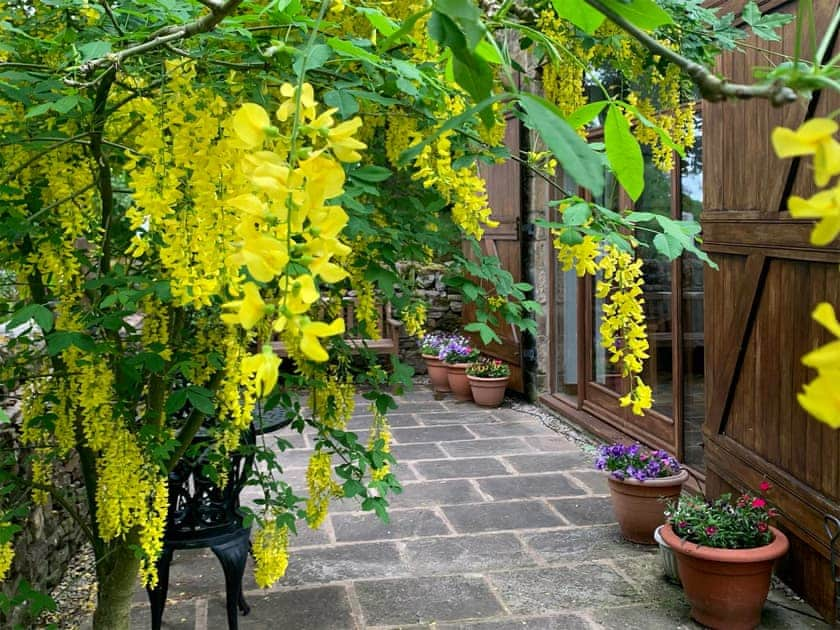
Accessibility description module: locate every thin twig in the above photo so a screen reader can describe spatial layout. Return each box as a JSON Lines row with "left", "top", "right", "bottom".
{"left": 582, "top": 0, "right": 799, "bottom": 105}
{"left": 99, "top": 0, "right": 125, "bottom": 37}
{"left": 76, "top": 0, "right": 245, "bottom": 76}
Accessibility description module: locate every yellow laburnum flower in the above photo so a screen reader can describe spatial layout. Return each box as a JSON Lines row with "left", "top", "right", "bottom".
{"left": 772, "top": 118, "right": 840, "bottom": 186}
{"left": 229, "top": 224, "right": 289, "bottom": 283}
{"left": 298, "top": 155, "right": 346, "bottom": 207}
{"left": 620, "top": 378, "right": 653, "bottom": 415}
{"left": 252, "top": 519, "right": 289, "bottom": 588}
{"left": 241, "top": 347, "right": 281, "bottom": 398}
{"left": 277, "top": 82, "right": 316, "bottom": 122}
{"left": 222, "top": 282, "right": 267, "bottom": 330}
{"left": 281, "top": 273, "right": 320, "bottom": 314}
{"left": 787, "top": 186, "right": 840, "bottom": 246}
{"left": 226, "top": 193, "right": 269, "bottom": 218}
{"left": 798, "top": 370, "right": 840, "bottom": 428}
{"left": 327, "top": 117, "right": 367, "bottom": 162}
{"left": 234, "top": 103, "right": 273, "bottom": 148}
{"left": 300, "top": 318, "right": 345, "bottom": 362}
{"left": 801, "top": 303, "right": 840, "bottom": 370}
{"left": 0, "top": 532, "right": 13, "bottom": 581}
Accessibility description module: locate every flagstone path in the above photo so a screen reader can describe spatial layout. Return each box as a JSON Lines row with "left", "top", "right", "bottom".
{"left": 130, "top": 385, "right": 828, "bottom": 629}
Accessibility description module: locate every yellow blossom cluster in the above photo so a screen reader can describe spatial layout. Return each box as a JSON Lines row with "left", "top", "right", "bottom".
{"left": 537, "top": 10, "right": 591, "bottom": 120}
{"left": 220, "top": 80, "right": 366, "bottom": 366}
{"left": 305, "top": 451, "right": 343, "bottom": 528}
{"left": 552, "top": 233, "right": 653, "bottom": 415}
{"left": 539, "top": 10, "right": 695, "bottom": 170}
{"left": 772, "top": 118, "right": 840, "bottom": 427}
{"left": 252, "top": 519, "right": 290, "bottom": 588}
{"left": 368, "top": 404, "right": 393, "bottom": 482}
{"left": 401, "top": 301, "right": 427, "bottom": 338}
{"left": 0, "top": 535, "right": 13, "bottom": 582}
{"left": 309, "top": 376, "right": 355, "bottom": 431}
{"left": 410, "top": 96, "right": 499, "bottom": 239}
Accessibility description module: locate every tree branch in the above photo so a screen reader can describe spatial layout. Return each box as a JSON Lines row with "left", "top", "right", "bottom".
{"left": 582, "top": 0, "right": 799, "bottom": 105}
{"left": 77, "top": 0, "right": 245, "bottom": 75}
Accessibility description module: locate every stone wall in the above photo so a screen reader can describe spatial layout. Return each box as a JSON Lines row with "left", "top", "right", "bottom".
{"left": 0, "top": 408, "right": 88, "bottom": 627}
{"left": 398, "top": 266, "right": 464, "bottom": 373}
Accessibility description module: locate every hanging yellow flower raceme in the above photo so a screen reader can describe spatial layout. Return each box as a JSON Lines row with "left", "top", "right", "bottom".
{"left": 252, "top": 519, "right": 290, "bottom": 588}
{"left": 797, "top": 303, "right": 840, "bottom": 428}
{"left": 0, "top": 536, "right": 13, "bottom": 582}
{"left": 773, "top": 118, "right": 840, "bottom": 430}
{"left": 772, "top": 118, "right": 840, "bottom": 187}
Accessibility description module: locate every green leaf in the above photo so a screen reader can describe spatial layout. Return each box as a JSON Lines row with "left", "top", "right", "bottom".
{"left": 653, "top": 232, "right": 683, "bottom": 260}
{"left": 452, "top": 53, "right": 493, "bottom": 115}
{"left": 326, "top": 37, "right": 382, "bottom": 65}
{"left": 0, "top": 408, "right": 9, "bottom": 424}
{"left": 358, "top": 7, "right": 398, "bottom": 36}
{"left": 566, "top": 101, "right": 607, "bottom": 129}
{"left": 563, "top": 202, "right": 592, "bottom": 226}
{"left": 519, "top": 93, "right": 604, "bottom": 197}
{"left": 474, "top": 38, "right": 503, "bottom": 64}
{"left": 433, "top": 0, "right": 485, "bottom": 50}
{"left": 293, "top": 43, "right": 331, "bottom": 76}
{"left": 741, "top": 2, "right": 793, "bottom": 41}
{"left": 324, "top": 89, "right": 359, "bottom": 118}
{"left": 551, "top": 0, "right": 605, "bottom": 34}
{"left": 604, "top": 104, "right": 644, "bottom": 201}
{"left": 77, "top": 41, "right": 111, "bottom": 61}
{"left": 51, "top": 95, "right": 79, "bottom": 114}
{"left": 8, "top": 304, "right": 53, "bottom": 332}
{"left": 353, "top": 165, "right": 392, "bottom": 182}
{"left": 464, "top": 321, "right": 501, "bottom": 345}
{"left": 165, "top": 389, "right": 188, "bottom": 415}
{"left": 600, "top": 0, "right": 673, "bottom": 30}
{"left": 380, "top": 6, "right": 433, "bottom": 49}
{"left": 343, "top": 479, "right": 366, "bottom": 498}
{"left": 186, "top": 387, "right": 215, "bottom": 416}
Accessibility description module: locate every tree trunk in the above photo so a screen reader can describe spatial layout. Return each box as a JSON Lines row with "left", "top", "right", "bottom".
{"left": 92, "top": 541, "right": 140, "bottom": 630}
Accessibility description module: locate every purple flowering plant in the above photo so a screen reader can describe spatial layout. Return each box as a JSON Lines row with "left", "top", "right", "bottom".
{"left": 438, "top": 334, "right": 480, "bottom": 363}
{"left": 419, "top": 331, "right": 451, "bottom": 356}
{"left": 595, "top": 442, "right": 680, "bottom": 482}
{"left": 665, "top": 482, "right": 778, "bottom": 549}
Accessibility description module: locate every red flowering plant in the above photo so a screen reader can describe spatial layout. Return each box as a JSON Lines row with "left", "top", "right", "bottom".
{"left": 665, "top": 481, "right": 779, "bottom": 549}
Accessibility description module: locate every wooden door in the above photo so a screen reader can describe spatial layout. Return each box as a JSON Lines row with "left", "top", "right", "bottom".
{"left": 466, "top": 117, "right": 525, "bottom": 392}
{"left": 702, "top": 0, "right": 840, "bottom": 620}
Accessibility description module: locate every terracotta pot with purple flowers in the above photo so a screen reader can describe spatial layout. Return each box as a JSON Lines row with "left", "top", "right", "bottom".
{"left": 661, "top": 484, "right": 788, "bottom": 630}
{"left": 440, "top": 335, "right": 480, "bottom": 401}
{"left": 419, "top": 332, "right": 451, "bottom": 393}
{"left": 596, "top": 443, "right": 688, "bottom": 544}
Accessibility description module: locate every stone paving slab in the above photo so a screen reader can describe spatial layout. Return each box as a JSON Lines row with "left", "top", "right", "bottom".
{"left": 413, "top": 457, "right": 511, "bottom": 480}
{"left": 331, "top": 508, "right": 452, "bottom": 542}
{"left": 130, "top": 384, "right": 830, "bottom": 630}
{"left": 354, "top": 575, "right": 504, "bottom": 626}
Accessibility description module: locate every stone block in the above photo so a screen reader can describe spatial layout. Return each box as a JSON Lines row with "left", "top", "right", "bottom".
{"left": 469, "top": 422, "right": 555, "bottom": 439}
{"left": 477, "top": 473, "right": 585, "bottom": 501}
{"left": 208, "top": 585, "right": 357, "bottom": 630}
{"left": 390, "top": 443, "right": 449, "bottom": 462}
{"left": 417, "top": 411, "right": 497, "bottom": 426}
{"left": 331, "top": 509, "right": 451, "bottom": 542}
{"left": 392, "top": 425, "right": 476, "bottom": 444}
{"left": 403, "top": 533, "right": 536, "bottom": 574}
{"left": 488, "top": 564, "right": 638, "bottom": 614}
{"left": 442, "top": 501, "right": 565, "bottom": 533}
{"left": 355, "top": 576, "right": 503, "bottom": 626}
{"left": 437, "top": 614, "right": 592, "bottom": 629}
{"left": 549, "top": 497, "right": 616, "bottom": 526}
{"left": 503, "top": 453, "right": 590, "bottom": 474}
{"left": 390, "top": 479, "right": 485, "bottom": 508}
{"left": 567, "top": 471, "right": 610, "bottom": 494}
{"left": 523, "top": 525, "right": 653, "bottom": 563}
{"left": 413, "top": 457, "right": 510, "bottom": 480}
{"left": 440, "top": 438, "right": 534, "bottom": 458}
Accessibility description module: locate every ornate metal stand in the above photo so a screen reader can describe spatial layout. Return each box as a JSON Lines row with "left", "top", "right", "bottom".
{"left": 147, "top": 428, "right": 256, "bottom": 630}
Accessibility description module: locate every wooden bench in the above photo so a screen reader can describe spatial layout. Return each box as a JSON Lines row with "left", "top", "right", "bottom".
{"left": 271, "top": 297, "right": 402, "bottom": 358}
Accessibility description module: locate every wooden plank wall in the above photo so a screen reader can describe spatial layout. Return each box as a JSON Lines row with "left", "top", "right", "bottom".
{"left": 702, "top": 0, "right": 840, "bottom": 619}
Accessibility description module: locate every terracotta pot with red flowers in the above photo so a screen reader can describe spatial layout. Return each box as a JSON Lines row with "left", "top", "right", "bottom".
{"left": 419, "top": 332, "right": 451, "bottom": 393}
{"left": 439, "top": 335, "right": 480, "bottom": 401}
{"left": 595, "top": 443, "right": 687, "bottom": 544}
{"left": 662, "top": 482, "right": 788, "bottom": 630}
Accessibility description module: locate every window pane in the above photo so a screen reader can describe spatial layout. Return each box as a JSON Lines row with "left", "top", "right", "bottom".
{"left": 681, "top": 114, "right": 705, "bottom": 470}
{"left": 553, "top": 171, "right": 579, "bottom": 395}
{"left": 636, "top": 150, "right": 674, "bottom": 416}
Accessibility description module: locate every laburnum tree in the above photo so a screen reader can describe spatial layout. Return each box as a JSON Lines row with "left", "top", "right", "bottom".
{"left": 0, "top": 0, "right": 829, "bottom": 627}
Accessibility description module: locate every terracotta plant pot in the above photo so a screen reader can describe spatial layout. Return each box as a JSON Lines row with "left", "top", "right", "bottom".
{"left": 660, "top": 524, "right": 789, "bottom": 630}
{"left": 467, "top": 375, "right": 509, "bottom": 407}
{"left": 606, "top": 469, "right": 688, "bottom": 544}
{"left": 423, "top": 354, "right": 451, "bottom": 393}
{"left": 446, "top": 363, "right": 472, "bottom": 401}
